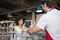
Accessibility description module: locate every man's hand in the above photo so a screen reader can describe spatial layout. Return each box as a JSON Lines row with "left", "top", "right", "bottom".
{"left": 27, "top": 25, "right": 41, "bottom": 35}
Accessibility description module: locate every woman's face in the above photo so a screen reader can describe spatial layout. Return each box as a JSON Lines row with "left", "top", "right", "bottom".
{"left": 18, "top": 19, "right": 24, "bottom": 25}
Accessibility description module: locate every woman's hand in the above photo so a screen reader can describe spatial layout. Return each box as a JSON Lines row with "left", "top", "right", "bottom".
{"left": 21, "top": 29, "right": 25, "bottom": 33}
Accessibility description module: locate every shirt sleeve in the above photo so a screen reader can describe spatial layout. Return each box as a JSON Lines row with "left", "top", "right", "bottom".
{"left": 36, "top": 14, "right": 48, "bottom": 30}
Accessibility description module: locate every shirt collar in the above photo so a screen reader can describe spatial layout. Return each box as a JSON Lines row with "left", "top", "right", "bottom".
{"left": 46, "top": 8, "right": 56, "bottom": 14}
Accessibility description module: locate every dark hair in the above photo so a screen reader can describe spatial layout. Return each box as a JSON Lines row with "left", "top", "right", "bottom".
{"left": 15, "top": 15, "right": 25, "bottom": 25}
{"left": 40, "top": 0, "right": 56, "bottom": 8}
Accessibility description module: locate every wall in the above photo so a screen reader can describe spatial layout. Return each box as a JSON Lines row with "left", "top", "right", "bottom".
{"left": 36, "top": 13, "right": 44, "bottom": 23}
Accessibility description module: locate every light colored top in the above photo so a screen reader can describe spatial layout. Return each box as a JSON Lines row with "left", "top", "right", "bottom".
{"left": 37, "top": 9, "right": 60, "bottom": 40}
{"left": 14, "top": 26, "right": 25, "bottom": 40}
{"left": 14, "top": 26, "right": 22, "bottom": 34}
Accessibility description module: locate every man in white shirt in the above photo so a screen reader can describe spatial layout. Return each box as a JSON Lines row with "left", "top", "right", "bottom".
{"left": 27, "top": 0, "right": 60, "bottom": 40}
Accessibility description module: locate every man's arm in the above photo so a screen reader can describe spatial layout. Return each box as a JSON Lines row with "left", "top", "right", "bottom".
{"left": 27, "top": 25, "right": 42, "bottom": 35}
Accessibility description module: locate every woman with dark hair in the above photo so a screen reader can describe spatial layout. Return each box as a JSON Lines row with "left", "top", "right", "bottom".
{"left": 15, "top": 15, "right": 25, "bottom": 26}
{"left": 14, "top": 15, "right": 26, "bottom": 40}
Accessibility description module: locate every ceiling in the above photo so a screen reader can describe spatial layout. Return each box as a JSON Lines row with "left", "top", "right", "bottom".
{"left": 0, "top": 0, "right": 60, "bottom": 14}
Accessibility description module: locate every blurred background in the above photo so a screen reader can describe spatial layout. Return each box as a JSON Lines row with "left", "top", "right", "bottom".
{"left": 0, "top": 0, "right": 60, "bottom": 40}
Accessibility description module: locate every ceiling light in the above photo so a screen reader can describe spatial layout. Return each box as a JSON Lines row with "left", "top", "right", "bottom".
{"left": 36, "top": 6, "right": 43, "bottom": 13}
